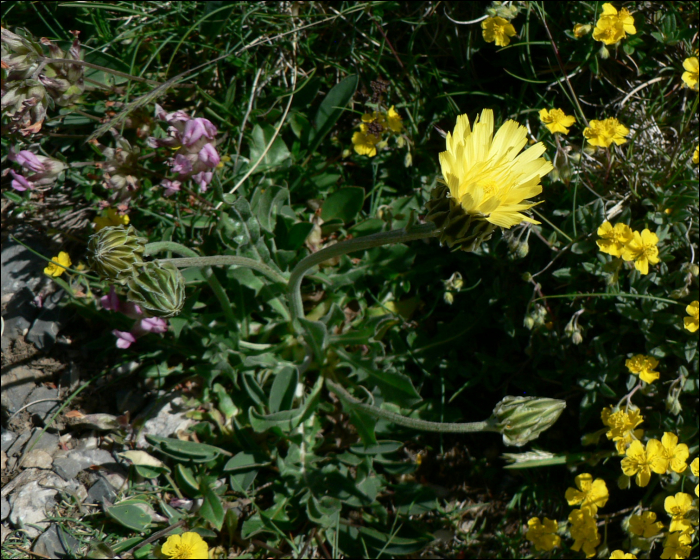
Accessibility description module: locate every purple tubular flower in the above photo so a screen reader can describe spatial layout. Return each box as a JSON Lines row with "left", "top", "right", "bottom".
{"left": 182, "top": 118, "right": 215, "bottom": 146}
{"left": 12, "top": 150, "right": 45, "bottom": 172}
{"left": 140, "top": 317, "right": 168, "bottom": 333}
{"left": 9, "top": 169, "right": 34, "bottom": 191}
{"left": 198, "top": 143, "right": 220, "bottom": 168}
{"left": 192, "top": 171, "right": 213, "bottom": 192}
{"left": 100, "top": 285, "right": 121, "bottom": 312}
{"left": 161, "top": 179, "right": 181, "bottom": 197}
{"left": 113, "top": 330, "right": 136, "bottom": 349}
{"left": 171, "top": 154, "right": 193, "bottom": 175}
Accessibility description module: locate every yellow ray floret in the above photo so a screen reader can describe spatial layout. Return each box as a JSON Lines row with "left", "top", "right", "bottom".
{"left": 439, "top": 109, "right": 553, "bottom": 228}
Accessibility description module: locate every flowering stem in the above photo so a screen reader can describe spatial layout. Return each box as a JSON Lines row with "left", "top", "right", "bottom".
{"left": 326, "top": 378, "right": 499, "bottom": 434}
{"left": 287, "top": 222, "right": 439, "bottom": 325}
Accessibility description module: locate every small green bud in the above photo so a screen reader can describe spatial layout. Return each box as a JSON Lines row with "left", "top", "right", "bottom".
{"left": 87, "top": 225, "right": 147, "bottom": 283}
{"left": 492, "top": 396, "right": 566, "bottom": 447}
{"left": 126, "top": 261, "right": 185, "bottom": 318}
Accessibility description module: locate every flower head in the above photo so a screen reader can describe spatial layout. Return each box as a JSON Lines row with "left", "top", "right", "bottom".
{"left": 628, "top": 511, "right": 664, "bottom": 538}
{"left": 569, "top": 508, "right": 600, "bottom": 558}
{"left": 9, "top": 169, "right": 34, "bottom": 191}
{"left": 661, "top": 532, "right": 691, "bottom": 560}
{"left": 593, "top": 3, "right": 636, "bottom": 45}
{"left": 620, "top": 439, "right": 668, "bottom": 487}
{"left": 660, "top": 433, "right": 689, "bottom": 474}
{"left": 438, "top": 109, "right": 553, "bottom": 228}
{"left": 573, "top": 24, "right": 592, "bottom": 39}
{"left": 610, "top": 552, "right": 637, "bottom": 559}
{"left": 94, "top": 208, "right": 130, "bottom": 232}
{"left": 625, "top": 354, "right": 660, "bottom": 384}
{"left": 681, "top": 57, "right": 699, "bottom": 91}
{"left": 693, "top": 145, "right": 699, "bottom": 165}
{"left": 684, "top": 301, "right": 699, "bottom": 333}
{"left": 597, "top": 221, "right": 633, "bottom": 257}
{"left": 539, "top": 108, "right": 576, "bottom": 134}
{"left": 621, "top": 229, "right": 660, "bottom": 275}
{"left": 601, "top": 406, "right": 644, "bottom": 454}
{"left": 664, "top": 492, "right": 694, "bottom": 534}
{"left": 565, "top": 473, "right": 609, "bottom": 513}
{"left": 352, "top": 128, "right": 381, "bottom": 157}
{"left": 481, "top": 17, "right": 517, "bottom": 47}
{"left": 386, "top": 105, "right": 403, "bottom": 133}
{"left": 584, "top": 118, "right": 630, "bottom": 148}
{"left": 161, "top": 532, "right": 209, "bottom": 559}
{"left": 44, "top": 251, "right": 71, "bottom": 277}
{"left": 691, "top": 457, "right": 698, "bottom": 497}
{"left": 113, "top": 330, "right": 136, "bottom": 349}
{"left": 525, "top": 517, "right": 560, "bottom": 551}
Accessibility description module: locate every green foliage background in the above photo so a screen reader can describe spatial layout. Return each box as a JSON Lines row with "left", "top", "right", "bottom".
{"left": 1, "top": 1, "right": 698, "bottom": 558}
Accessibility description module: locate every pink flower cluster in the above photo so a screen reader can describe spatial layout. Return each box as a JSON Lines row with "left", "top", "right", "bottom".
{"left": 7, "top": 148, "right": 65, "bottom": 191}
{"left": 148, "top": 104, "right": 220, "bottom": 194}
{"left": 100, "top": 286, "right": 168, "bottom": 349}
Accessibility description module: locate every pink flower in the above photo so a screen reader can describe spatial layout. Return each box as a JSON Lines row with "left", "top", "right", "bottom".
{"left": 9, "top": 169, "right": 34, "bottom": 191}
{"left": 161, "top": 179, "right": 181, "bottom": 196}
{"left": 121, "top": 302, "right": 143, "bottom": 319}
{"left": 113, "top": 330, "right": 136, "bottom": 349}
{"left": 139, "top": 317, "right": 168, "bottom": 334}
{"left": 198, "top": 143, "right": 220, "bottom": 168}
{"left": 182, "top": 118, "right": 217, "bottom": 146}
{"left": 100, "top": 286, "right": 121, "bottom": 312}
{"left": 192, "top": 171, "right": 213, "bottom": 192}
{"left": 11, "top": 149, "right": 44, "bottom": 172}
{"left": 171, "top": 153, "right": 193, "bottom": 175}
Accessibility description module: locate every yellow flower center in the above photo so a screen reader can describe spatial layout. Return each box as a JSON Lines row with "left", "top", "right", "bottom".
{"left": 170, "top": 544, "right": 195, "bottom": 559}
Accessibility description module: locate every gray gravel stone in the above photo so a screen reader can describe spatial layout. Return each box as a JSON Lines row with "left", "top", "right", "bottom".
{"left": 24, "top": 429, "right": 59, "bottom": 455}
{"left": 87, "top": 478, "right": 117, "bottom": 506}
{"left": 21, "top": 449, "right": 53, "bottom": 469}
{"left": 26, "top": 289, "right": 67, "bottom": 352}
{"left": 0, "top": 429, "right": 17, "bottom": 452}
{"left": 1, "top": 233, "right": 49, "bottom": 301}
{"left": 5, "top": 430, "right": 31, "bottom": 458}
{"left": 25, "top": 385, "right": 61, "bottom": 424}
{"left": 1, "top": 365, "right": 39, "bottom": 415}
{"left": 33, "top": 523, "right": 80, "bottom": 559}
{"left": 136, "top": 394, "right": 194, "bottom": 448}
{"left": 1, "top": 497, "right": 9, "bottom": 521}
{"left": 52, "top": 456, "right": 82, "bottom": 481}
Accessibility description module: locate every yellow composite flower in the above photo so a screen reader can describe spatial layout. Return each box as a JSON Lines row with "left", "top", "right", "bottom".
{"left": 481, "top": 16, "right": 517, "bottom": 47}
{"left": 539, "top": 108, "right": 576, "bottom": 134}
{"left": 596, "top": 221, "right": 634, "bottom": 257}
{"left": 439, "top": 109, "right": 553, "bottom": 228}
{"left": 681, "top": 57, "right": 699, "bottom": 91}
{"left": 584, "top": 117, "right": 630, "bottom": 148}
{"left": 44, "top": 251, "right": 72, "bottom": 277}
{"left": 565, "top": 473, "right": 609, "bottom": 513}
{"left": 621, "top": 439, "right": 668, "bottom": 487}
{"left": 628, "top": 511, "right": 664, "bottom": 538}
{"left": 684, "top": 301, "right": 699, "bottom": 333}
{"left": 569, "top": 508, "right": 600, "bottom": 558}
{"left": 94, "top": 208, "right": 130, "bottom": 232}
{"left": 625, "top": 354, "right": 660, "bottom": 384}
{"left": 610, "top": 552, "right": 637, "bottom": 559}
{"left": 661, "top": 532, "right": 692, "bottom": 560}
{"left": 525, "top": 517, "right": 561, "bottom": 551}
{"left": 664, "top": 492, "right": 694, "bottom": 534}
{"left": 386, "top": 105, "right": 403, "bottom": 133}
{"left": 691, "top": 457, "right": 699, "bottom": 497}
{"left": 161, "top": 532, "right": 209, "bottom": 559}
{"left": 592, "top": 3, "right": 636, "bottom": 46}
{"left": 661, "top": 432, "right": 689, "bottom": 474}
{"left": 621, "top": 229, "right": 660, "bottom": 275}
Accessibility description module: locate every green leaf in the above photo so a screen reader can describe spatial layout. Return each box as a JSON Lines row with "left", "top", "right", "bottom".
{"left": 199, "top": 1, "right": 237, "bottom": 40}
{"left": 298, "top": 318, "right": 328, "bottom": 362}
{"left": 269, "top": 366, "right": 298, "bottom": 413}
{"left": 249, "top": 124, "right": 291, "bottom": 170}
{"left": 250, "top": 183, "right": 289, "bottom": 232}
{"left": 213, "top": 383, "right": 238, "bottom": 419}
{"left": 321, "top": 187, "right": 365, "bottom": 223}
{"left": 350, "top": 441, "right": 403, "bottom": 455}
{"left": 3, "top": 191, "right": 24, "bottom": 204}
{"left": 145, "top": 435, "right": 224, "bottom": 462}
{"left": 249, "top": 407, "right": 304, "bottom": 432}
{"left": 308, "top": 74, "right": 359, "bottom": 153}
{"left": 347, "top": 408, "right": 378, "bottom": 446}
{"left": 285, "top": 222, "right": 314, "bottom": 250}
{"left": 335, "top": 523, "right": 434, "bottom": 557}
{"left": 306, "top": 495, "right": 341, "bottom": 528}
{"left": 392, "top": 484, "right": 439, "bottom": 515}
{"left": 174, "top": 464, "right": 200, "bottom": 498}
{"left": 200, "top": 480, "right": 225, "bottom": 531}
{"left": 105, "top": 502, "right": 152, "bottom": 532}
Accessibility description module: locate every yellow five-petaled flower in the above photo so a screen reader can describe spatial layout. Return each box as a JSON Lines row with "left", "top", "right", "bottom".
{"left": 539, "top": 108, "right": 576, "bottom": 135}
{"left": 621, "top": 229, "right": 660, "bottom": 275}
{"left": 592, "top": 3, "right": 636, "bottom": 45}
{"left": 681, "top": 56, "right": 699, "bottom": 91}
{"left": 565, "top": 473, "right": 609, "bottom": 514}
{"left": 481, "top": 16, "right": 517, "bottom": 47}
{"left": 628, "top": 511, "right": 664, "bottom": 538}
{"left": 625, "top": 354, "right": 660, "bottom": 384}
{"left": 620, "top": 439, "right": 668, "bottom": 487}
{"left": 684, "top": 301, "right": 699, "bottom": 333}
{"left": 596, "top": 221, "right": 633, "bottom": 257}
{"left": 525, "top": 517, "right": 561, "bottom": 551}
{"left": 584, "top": 117, "right": 630, "bottom": 148}
{"left": 44, "top": 251, "right": 72, "bottom": 277}
{"left": 161, "top": 532, "right": 209, "bottom": 560}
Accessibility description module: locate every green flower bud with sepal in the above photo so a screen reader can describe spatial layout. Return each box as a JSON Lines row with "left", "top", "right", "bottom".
{"left": 126, "top": 261, "right": 185, "bottom": 318}
{"left": 87, "top": 225, "right": 147, "bottom": 283}
{"left": 491, "top": 396, "right": 566, "bottom": 447}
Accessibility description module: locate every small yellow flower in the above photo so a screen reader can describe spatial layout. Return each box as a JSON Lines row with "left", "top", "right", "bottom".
{"left": 44, "top": 251, "right": 72, "bottom": 277}
{"left": 693, "top": 145, "right": 699, "bottom": 165}
{"left": 610, "top": 552, "right": 637, "bottom": 559}
{"left": 596, "top": 221, "right": 634, "bottom": 257}
{"left": 625, "top": 354, "right": 660, "bottom": 384}
{"left": 94, "top": 208, "right": 130, "bottom": 232}
{"left": 439, "top": 109, "right": 553, "bottom": 228}
{"left": 539, "top": 108, "right": 576, "bottom": 134}
{"left": 664, "top": 492, "right": 694, "bottom": 534}
{"left": 621, "top": 229, "right": 660, "bottom": 275}
{"left": 352, "top": 127, "right": 381, "bottom": 157}
{"left": 683, "top": 301, "right": 699, "bottom": 333}
{"left": 481, "top": 16, "right": 517, "bottom": 47}
{"left": 569, "top": 508, "right": 600, "bottom": 558}
{"left": 628, "top": 511, "right": 664, "bottom": 538}
{"left": 681, "top": 57, "right": 699, "bottom": 91}
{"left": 662, "top": 532, "right": 692, "bottom": 559}
{"left": 584, "top": 117, "right": 630, "bottom": 148}
{"left": 573, "top": 24, "right": 592, "bottom": 39}
{"left": 161, "top": 532, "right": 209, "bottom": 560}
{"left": 602, "top": 406, "right": 644, "bottom": 455}
{"left": 593, "top": 3, "right": 636, "bottom": 46}
{"left": 621, "top": 439, "right": 668, "bottom": 487}
{"left": 386, "top": 106, "right": 403, "bottom": 133}
{"left": 690, "top": 457, "right": 699, "bottom": 497}
{"left": 565, "top": 473, "right": 609, "bottom": 513}
{"left": 661, "top": 432, "right": 689, "bottom": 474}
{"left": 525, "top": 517, "right": 561, "bottom": 551}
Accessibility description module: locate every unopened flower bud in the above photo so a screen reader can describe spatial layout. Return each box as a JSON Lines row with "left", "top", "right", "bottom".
{"left": 491, "top": 396, "right": 566, "bottom": 447}
{"left": 87, "top": 225, "right": 147, "bottom": 283}
{"left": 126, "top": 261, "right": 185, "bottom": 318}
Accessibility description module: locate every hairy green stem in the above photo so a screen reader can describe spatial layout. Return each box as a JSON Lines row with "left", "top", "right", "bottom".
{"left": 326, "top": 379, "right": 499, "bottom": 434}
{"left": 287, "top": 223, "right": 439, "bottom": 324}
